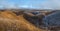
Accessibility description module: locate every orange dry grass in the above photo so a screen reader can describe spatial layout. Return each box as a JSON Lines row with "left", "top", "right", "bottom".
{"left": 0, "top": 11, "right": 46, "bottom": 31}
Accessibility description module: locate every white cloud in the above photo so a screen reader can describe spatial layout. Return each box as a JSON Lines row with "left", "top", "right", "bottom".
{"left": 0, "top": 0, "right": 60, "bottom": 9}
{"left": 0, "top": 0, "right": 19, "bottom": 9}
{"left": 40, "top": 0, "right": 60, "bottom": 9}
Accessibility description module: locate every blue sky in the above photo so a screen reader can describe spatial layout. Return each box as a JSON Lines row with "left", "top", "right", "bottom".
{"left": 0, "top": 0, "right": 60, "bottom": 9}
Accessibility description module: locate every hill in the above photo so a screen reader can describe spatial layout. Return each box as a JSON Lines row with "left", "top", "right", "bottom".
{"left": 0, "top": 10, "right": 46, "bottom": 31}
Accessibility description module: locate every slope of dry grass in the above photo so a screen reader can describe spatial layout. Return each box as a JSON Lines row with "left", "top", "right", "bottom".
{"left": 0, "top": 10, "right": 46, "bottom": 31}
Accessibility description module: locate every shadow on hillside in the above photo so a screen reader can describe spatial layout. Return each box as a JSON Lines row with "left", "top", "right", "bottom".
{"left": 0, "top": 9, "right": 60, "bottom": 31}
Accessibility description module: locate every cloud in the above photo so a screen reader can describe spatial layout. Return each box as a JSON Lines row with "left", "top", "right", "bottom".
{"left": 39, "top": 0, "right": 60, "bottom": 9}
{"left": 0, "top": 0, "right": 60, "bottom": 9}
{"left": 0, "top": 0, "right": 19, "bottom": 9}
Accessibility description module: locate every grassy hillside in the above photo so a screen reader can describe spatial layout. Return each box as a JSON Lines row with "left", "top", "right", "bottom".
{"left": 0, "top": 10, "right": 46, "bottom": 31}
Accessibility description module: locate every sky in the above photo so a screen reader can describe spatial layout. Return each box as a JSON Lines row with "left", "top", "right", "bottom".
{"left": 0, "top": 0, "right": 60, "bottom": 9}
